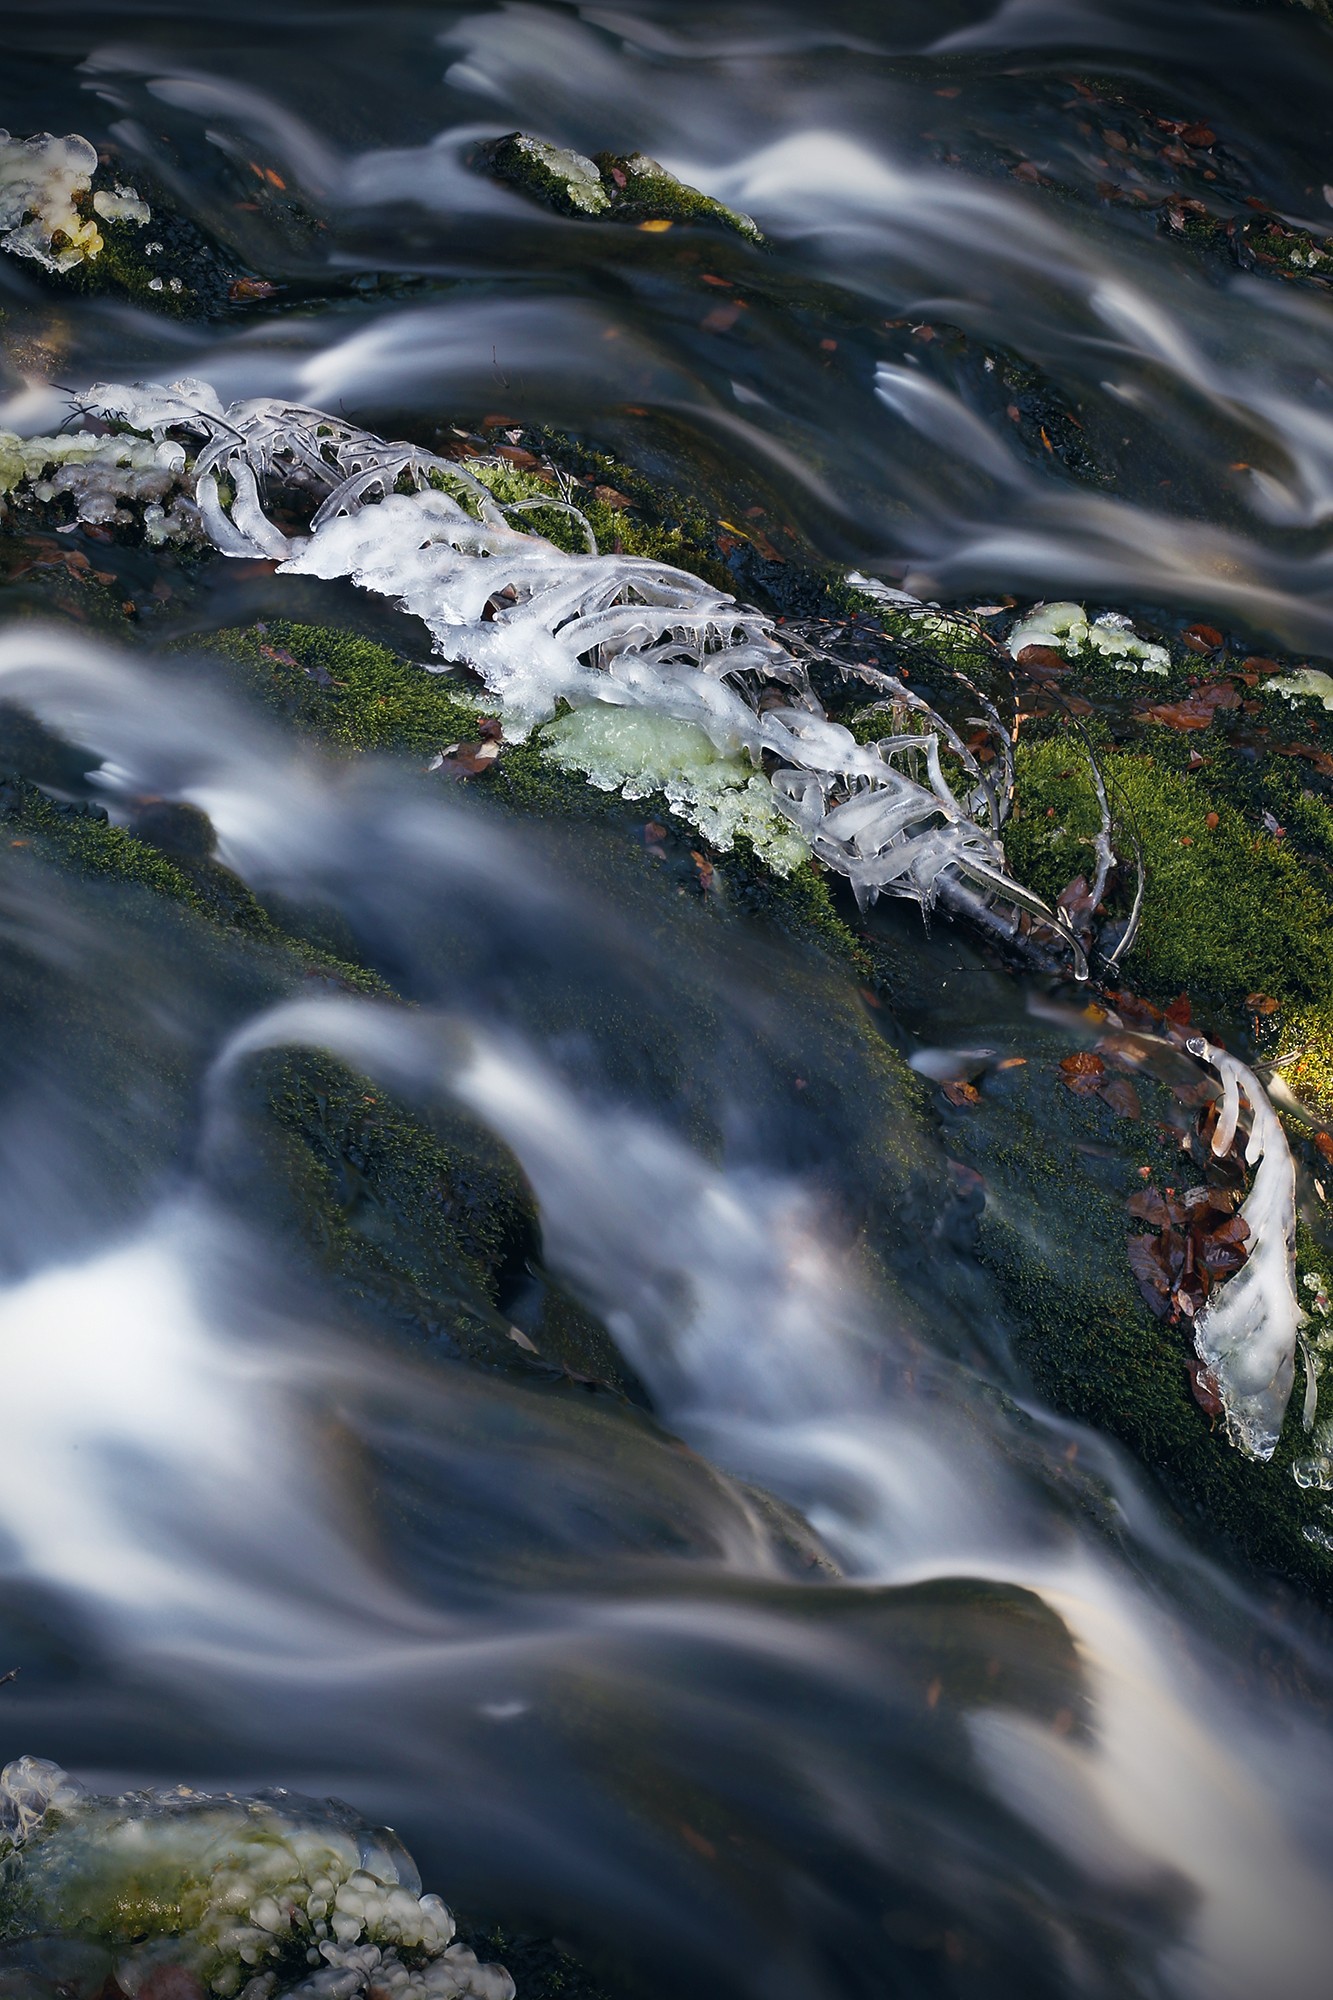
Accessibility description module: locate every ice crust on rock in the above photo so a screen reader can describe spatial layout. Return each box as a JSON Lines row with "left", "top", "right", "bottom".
{"left": 73, "top": 378, "right": 1079, "bottom": 944}
{"left": 91, "top": 184, "right": 151, "bottom": 226}
{"left": 0, "top": 131, "right": 148, "bottom": 273}
{"left": 0, "top": 130, "right": 102, "bottom": 270}
{"left": 542, "top": 705, "right": 810, "bottom": 870}
{"left": 1186, "top": 1038, "right": 1302, "bottom": 1461}
{"left": 503, "top": 135, "right": 609, "bottom": 214}
{"left": 0, "top": 429, "right": 198, "bottom": 537}
{"left": 1262, "top": 666, "right": 1333, "bottom": 710}
{"left": 0, "top": 1757, "right": 514, "bottom": 2000}
{"left": 1006, "top": 601, "right": 1170, "bottom": 674}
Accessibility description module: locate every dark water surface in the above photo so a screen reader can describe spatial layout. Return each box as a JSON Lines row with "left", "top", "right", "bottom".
{"left": 3, "top": 3, "right": 1333, "bottom": 1996}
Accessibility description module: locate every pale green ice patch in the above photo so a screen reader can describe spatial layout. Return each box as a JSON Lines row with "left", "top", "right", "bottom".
{"left": 541, "top": 705, "right": 810, "bottom": 874}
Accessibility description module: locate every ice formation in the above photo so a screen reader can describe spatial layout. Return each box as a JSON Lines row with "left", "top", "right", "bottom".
{"left": 542, "top": 706, "right": 810, "bottom": 870}
{"left": 0, "top": 429, "right": 199, "bottom": 538}
{"left": 72, "top": 377, "right": 1083, "bottom": 954}
{"left": 1186, "top": 1038, "right": 1302, "bottom": 1460}
{"left": 1006, "top": 602, "right": 1171, "bottom": 674}
{"left": 1261, "top": 666, "right": 1333, "bottom": 710}
{"left": 91, "top": 184, "right": 151, "bottom": 226}
{"left": 0, "top": 130, "right": 102, "bottom": 270}
{"left": 499, "top": 136, "right": 610, "bottom": 214}
{"left": 0, "top": 1756, "right": 514, "bottom": 2000}
{"left": 0, "top": 132, "right": 148, "bottom": 273}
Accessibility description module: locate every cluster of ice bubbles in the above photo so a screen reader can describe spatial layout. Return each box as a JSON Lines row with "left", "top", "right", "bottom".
{"left": 0, "top": 1758, "right": 514, "bottom": 2000}
{"left": 1293, "top": 1419, "right": 1333, "bottom": 1496}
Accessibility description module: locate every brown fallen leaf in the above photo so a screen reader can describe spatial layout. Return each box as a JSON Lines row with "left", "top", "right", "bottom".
{"left": 1186, "top": 1356, "right": 1224, "bottom": 1416}
{"left": 1245, "top": 992, "right": 1280, "bottom": 1015}
{"left": 1015, "top": 643, "right": 1070, "bottom": 679}
{"left": 1099, "top": 1075, "right": 1141, "bottom": 1120}
{"left": 431, "top": 723, "right": 503, "bottom": 777}
{"left": 1133, "top": 682, "right": 1239, "bottom": 730}
{"left": 1273, "top": 742, "right": 1333, "bottom": 778}
{"left": 229, "top": 277, "right": 277, "bottom": 301}
{"left": 941, "top": 1079, "right": 980, "bottom": 1107}
{"left": 1128, "top": 1186, "right": 1186, "bottom": 1229}
{"left": 1105, "top": 988, "right": 1163, "bottom": 1029}
{"left": 1059, "top": 1051, "right": 1105, "bottom": 1094}
{"left": 1057, "top": 874, "right": 1095, "bottom": 928}
{"left": 1127, "top": 1233, "right": 1173, "bottom": 1317}
{"left": 1195, "top": 1214, "right": 1250, "bottom": 1277}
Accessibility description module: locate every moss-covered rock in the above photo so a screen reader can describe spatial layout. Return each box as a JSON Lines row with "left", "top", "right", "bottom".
{"left": 475, "top": 133, "right": 763, "bottom": 243}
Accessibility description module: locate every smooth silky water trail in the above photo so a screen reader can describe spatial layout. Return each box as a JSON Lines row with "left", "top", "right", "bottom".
{"left": 2, "top": 3, "right": 1333, "bottom": 1996}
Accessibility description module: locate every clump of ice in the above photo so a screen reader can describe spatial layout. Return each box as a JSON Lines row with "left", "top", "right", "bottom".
{"left": 91, "top": 183, "right": 151, "bottom": 226}
{"left": 542, "top": 705, "right": 810, "bottom": 871}
{"left": 1262, "top": 666, "right": 1333, "bottom": 711}
{"left": 0, "top": 1756, "right": 513, "bottom": 2000}
{"left": 1186, "top": 1038, "right": 1302, "bottom": 1461}
{"left": 0, "top": 131, "right": 104, "bottom": 271}
{"left": 0, "top": 429, "right": 198, "bottom": 537}
{"left": 0, "top": 1754, "right": 86, "bottom": 1846}
{"left": 70, "top": 379, "right": 1082, "bottom": 952}
{"left": 1294, "top": 1417, "right": 1333, "bottom": 1492}
{"left": 1006, "top": 601, "right": 1171, "bottom": 674}
{"left": 507, "top": 135, "right": 609, "bottom": 214}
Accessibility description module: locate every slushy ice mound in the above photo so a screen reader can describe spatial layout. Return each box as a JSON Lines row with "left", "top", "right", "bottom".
{"left": 0, "top": 1757, "right": 514, "bottom": 2000}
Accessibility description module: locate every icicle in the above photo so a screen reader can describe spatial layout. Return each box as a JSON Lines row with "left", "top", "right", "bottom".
{"left": 1187, "top": 1038, "right": 1303, "bottom": 1461}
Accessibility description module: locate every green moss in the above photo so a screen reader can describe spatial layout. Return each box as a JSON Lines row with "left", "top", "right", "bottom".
{"left": 1240, "top": 214, "right": 1333, "bottom": 284}
{"left": 190, "top": 620, "right": 491, "bottom": 756}
{"left": 1004, "top": 732, "right": 1333, "bottom": 1018}
{"left": 829, "top": 578, "right": 999, "bottom": 678}
{"left": 245, "top": 1047, "right": 546, "bottom": 1365}
{"left": 466, "top": 455, "right": 732, "bottom": 582}
{"left": 475, "top": 133, "right": 763, "bottom": 243}
{"left": 54, "top": 173, "right": 243, "bottom": 317}
{"left": 592, "top": 150, "right": 763, "bottom": 243}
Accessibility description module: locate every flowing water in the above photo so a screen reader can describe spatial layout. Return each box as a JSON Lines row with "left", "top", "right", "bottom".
{"left": 3, "top": 3, "right": 1333, "bottom": 1996}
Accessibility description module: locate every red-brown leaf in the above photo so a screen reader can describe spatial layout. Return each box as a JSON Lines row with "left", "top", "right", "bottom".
{"left": 1186, "top": 1356, "right": 1224, "bottom": 1416}
{"left": 1059, "top": 1051, "right": 1105, "bottom": 1094}
{"left": 1099, "top": 1075, "right": 1141, "bottom": 1120}
{"left": 1127, "top": 1234, "right": 1172, "bottom": 1316}
{"left": 1016, "top": 643, "right": 1071, "bottom": 678}
{"left": 1133, "top": 682, "right": 1239, "bottom": 730}
{"left": 1128, "top": 1187, "right": 1179, "bottom": 1227}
